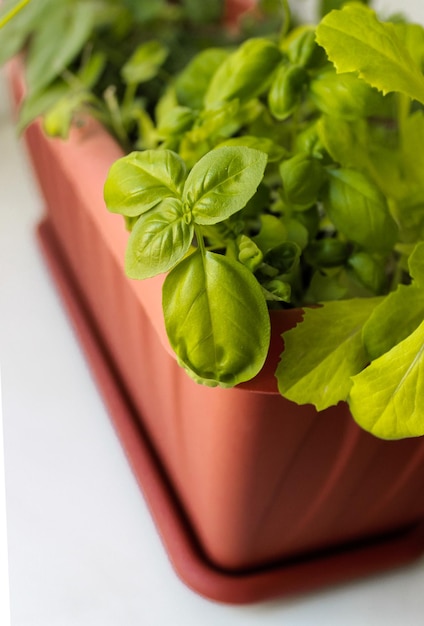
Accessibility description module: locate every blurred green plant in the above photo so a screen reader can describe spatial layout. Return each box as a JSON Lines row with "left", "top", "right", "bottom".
{"left": 103, "top": 2, "right": 424, "bottom": 439}
{"left": 1, "top": 0, "right": 284, "bottom": 148}
{"left": 0, "top": 0, "right": 31, "bottom": 29}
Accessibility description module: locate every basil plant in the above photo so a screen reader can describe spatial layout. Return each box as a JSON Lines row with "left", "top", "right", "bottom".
{"left": 102, "top": 2, "right": 422, "bottom": 440}
{"left": 1, "top": 0, "right": 284, "bottom": 147}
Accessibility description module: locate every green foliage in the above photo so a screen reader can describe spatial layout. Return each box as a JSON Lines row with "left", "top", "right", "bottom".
{"left": 163, "top": 250, "right": 270, "bottom": 386}
{"left": 6, "top": 0, "right": 424, "bottom": 439}
{"left": 204, "top": 38, "right": 283, "bottom": 107}
{"left": 184, "top": 146, "right": 268, "bottom": 224}
{"left": 104, "top": 150, "right": 186, "bottom": 216}
{"left": 268, "top": 63, "right": 307, "bottom": 120}
{"left": 350, "top": 321, "right": 424, "bottom": 439}
{"left": 276, "top": 298, "right": 382, "bottom": 410}
{"left": 121, "top": 41, "right": 169, "bottom": 85}
{"left": 105, "top": 146, "right": 268, "bottom": 385}
{"left": 2, "top": 0, "right": 265, "bottom": 142}
{"left": 125, "top": 197, "right": 193, "bottom": 279}
{"left": 280, "top": 153, "right": 326, "bottom": 208}
{"left": 362, "top": 243, "right": 424, "bottom": 360}
{"left": 325, "top": 168, "right": 398, "bottom": 253}
{"left": 319, "top": 0, "right": 369, "bottom": 18}
{"left": 180, "top": 0, "right": 224, "bottom": 24}
{"left": 25, "top": 3, "right": 100, "bottom": 94}
{"left": 175, "top": 49, "right": 230, "bottom": 109}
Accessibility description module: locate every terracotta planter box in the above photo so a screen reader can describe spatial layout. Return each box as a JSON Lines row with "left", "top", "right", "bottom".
{"left": 8, "top": 59, "right": 424, "bottom": 604}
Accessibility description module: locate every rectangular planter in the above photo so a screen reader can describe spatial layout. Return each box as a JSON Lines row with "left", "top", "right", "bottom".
{"left": 8, "top": 58, "right": 424, "bottom": 604}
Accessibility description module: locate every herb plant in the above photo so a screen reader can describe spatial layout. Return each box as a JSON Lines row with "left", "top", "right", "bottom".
{"left": 4, "top": 0, "right": 423, "bottom": 440}
{"left": 1, "top": 0, "right": 282, "bottom": 148}
{"left": 104, "top": 1, "right": 424, "bottom": 440}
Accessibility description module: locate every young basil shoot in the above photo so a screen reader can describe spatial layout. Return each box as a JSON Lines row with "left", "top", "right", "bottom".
{"left": 105, "top": 146, "right": 270, "bottom": 386}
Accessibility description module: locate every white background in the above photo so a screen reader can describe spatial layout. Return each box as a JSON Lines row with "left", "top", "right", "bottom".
{"left": 2, "top": 1, "right": 424, "bottom": 624}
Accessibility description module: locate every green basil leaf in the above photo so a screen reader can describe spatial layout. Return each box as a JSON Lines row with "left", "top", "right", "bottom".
{"left": 175, "top": 48, "right": 230, "bottom": 109}
{"left": 325, "top": 169, "right": 398, "bottom": 253}
{"left": 178, "top": 101, "right": 242, "bottom": 166}
{"left": 276, "top": 298, "right": 382, "bottom": 410}
{"left": 26, "top": 2, "right": 99, "bottom": 93}
{"left": 125, "top": 198, "right": 192, "bottom": 279}
{"left": 280, "top": 153, "right": 326, "bottom": 208}
{"left": 134, "top": 109, "right": 159, "bottom": 150}
{"left": 0, "top": 0, "right": 49, "bottom": 66}
{"left": 42, "top": 89, "right": 96, "bottom": 139}
{"left": 305, "top": 239, "right": 350, "bottom": 269}
{"left": 156, "top": 106, "right": 196, "bottom": 138}
{"left": 318, "top": 116, "right": 368, "bottom": 169}
{"left": 315, "top": 4, "right": 424, "bottom": 103}
{"left": 284, "top": 25, "right": 325, "bottom": 68}
{"left": 77, "top": 50, "right": 106, "bottom": 88}
{"left": 347, "top": 252, "right": 388, "bottom": 295}
{"left": 237, "top": 235, "right": 263, "bottom": 272}
{"left": 183, "top": 146, "right": 267, "bottom": 225}
{"left": 285, "top": 217, "right": 309, "bottom": 250}
{"left": 263, "top": 242, "right": 300, "bottom": 275}
{"left": 104, "top": 149, "right": 186, "bottom": 217}
{"left": 253, "top": 214, "right": 287, "bottom": 253}
{"left": 155, "top": 85, "right": 179, "bottom": 129}
{"left": 262, "top": 279, "right": 291, "bottom": 303}
{"left": 121, "top": 40, "right": 168, "bottom": 85}
{"left": 186, "top": 100, "right": 240, "bottom": 142}
{"left": 310, "top": 70, "right": 386, "bottom": 120}
{"left": 350, "top": 321, "right": 424, "bottom": 439}
{"left": 318, "top": 115, "right": 401, "bottom": 200}
{"left": 163, "top": 249, "right": 270, "bottom": 387}
{"left": 217, "top": 136, "right": 288, "bottom": 163}
{"left": 205, "top": 38, "right": 283, "bottom": 107}
{"left": 362, "top": 243, "right": 424, "bottom": 359}
{"left": 294, "top": 122, "right": 326, "bottom": 159}
{"left": 305, "top": 270, "right": 348, "bottom": 303}
{"left": 268, "top": 63, "right": 307, "bottom": 121}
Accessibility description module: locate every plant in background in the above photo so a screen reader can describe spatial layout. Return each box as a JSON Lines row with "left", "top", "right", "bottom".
{"left": 0, "top": 0, "right": 284, "bottom": 148}
{"left": 104, "top": 1, "right": 424, "bottom": 440}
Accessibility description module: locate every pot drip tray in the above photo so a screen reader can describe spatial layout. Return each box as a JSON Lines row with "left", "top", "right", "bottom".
{"left": 37, "top": 217, "right": 424, "bottom": 605}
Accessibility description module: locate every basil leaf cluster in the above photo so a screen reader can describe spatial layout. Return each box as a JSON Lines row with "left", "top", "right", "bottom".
{"left": 105, "top": 146, "right": 270, "bottom": 386}
{"left": 103, "top": 2, "right": 424, "bottom": 440}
